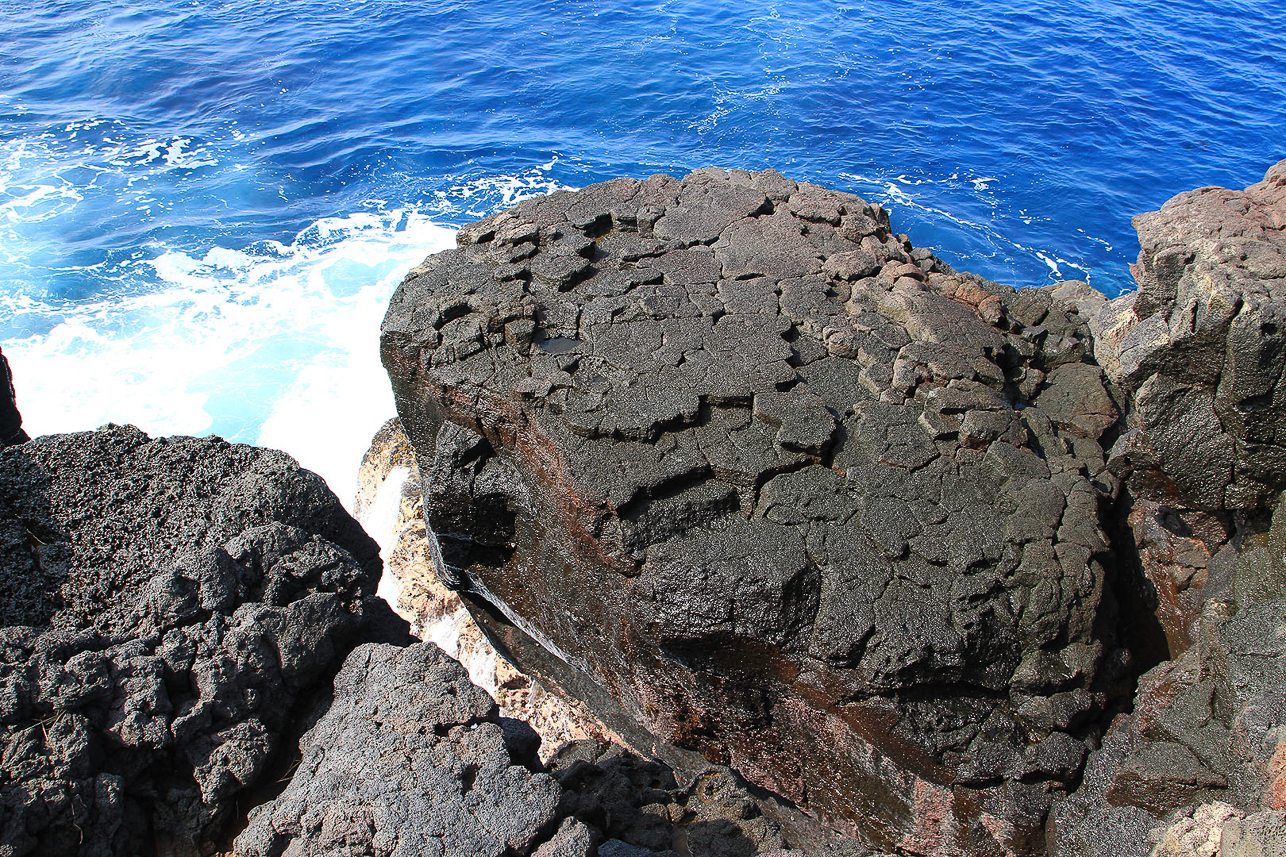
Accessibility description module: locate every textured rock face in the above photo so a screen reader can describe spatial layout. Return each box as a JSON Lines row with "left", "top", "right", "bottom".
{"left": 381, "top": 169, "right": 1129, "bottom": 853}
{"left": 1051, "top": 161, "right": 1286, "bottom": 857}
{"left": 238, "top": 642, "right": 883, "bottom": 857}
{"left": 1092, "top": 159, "right": 1286, "bottom": 513}
{"left": 0, "top": 425, "right": 383, "bottom": 855}
{"left": 235, "top": 642, "right": 564, "bottom": 856}
{"left": 354, "top": 418, "right": 614, "bottom": 759}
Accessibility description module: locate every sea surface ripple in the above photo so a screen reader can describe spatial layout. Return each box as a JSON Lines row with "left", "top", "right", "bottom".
{"left": 2, "top": 0, "right": 1283, "bottom": 500}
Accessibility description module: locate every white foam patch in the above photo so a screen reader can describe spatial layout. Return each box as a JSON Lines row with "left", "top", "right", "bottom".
{"left": 839, "top": 169, "right": 1096, "bottom": 285}
{"left": 359, "top": 464, "right": 411, "bottom": 610}
{"left": 2, "top": 209, "right": 456, "bottom": 511}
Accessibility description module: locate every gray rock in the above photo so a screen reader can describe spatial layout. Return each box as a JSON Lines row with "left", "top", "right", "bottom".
{"left": 545, "top": 739, "right": 849, "bottom": 857}
{"left": 0, "top": 425, "right": 384, "bottom": 856}
{"left": 1090, "top": 159, "right": 1286, "bottom": 512}
{"left": 234, "top": 642, "right": 562, "bottom": 857}
{"left": 381, "top": 168, "right": 1128, "bottom": 854}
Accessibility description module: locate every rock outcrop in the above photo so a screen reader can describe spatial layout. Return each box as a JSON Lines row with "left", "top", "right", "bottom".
{"left": 1091, "top": 160, "right": 1286, "bottom": 514}
{"left": 355, "top": 418, "right": 615, "bottom": 759}
{"left": 0, "top": 425, "right": 387, "bottom": 855}
{"left": 238, "top": 641, "right": 888, "bottom": 857}
{"left": 1051, "top": 161, "right": 1286, "bottom": 857}
{"left": 381, "top": 168, "right": 1133, "bottom": 854}
{"left": 235, "top": 641, "right": 564, "bottom": 856}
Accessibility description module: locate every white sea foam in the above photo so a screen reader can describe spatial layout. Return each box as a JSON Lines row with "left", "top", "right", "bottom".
{"left": 3, "top": 209, "right": 456, "bottom": 510}
{"left": 839, "top": 169, "right": 1096, "bottom": 285}
{"left": 0, "top": 143, "right": 576, "bottom": 512}
{"left": 361, "top": 464, "right": 412, "bottom": 608}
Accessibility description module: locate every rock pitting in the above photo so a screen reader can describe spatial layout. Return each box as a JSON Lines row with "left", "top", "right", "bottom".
{"left": 235, "top": 641, "right": 563, "bottom": 857}
{"left": 381, "top": 168, "right": 1135, "bottom": 853}
{"left": 0, "top": 425, "right": 384, "bottom": 855}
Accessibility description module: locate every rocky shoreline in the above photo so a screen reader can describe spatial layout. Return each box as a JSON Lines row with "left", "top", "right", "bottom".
{"left": 2, "top": 160, "right": 1284, "bottom": 856}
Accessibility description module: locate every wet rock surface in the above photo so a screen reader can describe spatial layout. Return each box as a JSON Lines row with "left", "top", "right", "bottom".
{"left": 381, "top": 168, "right": 1131, "bottom": 853}
{"left": 0, "top": 425, "right": 385, "bottom": 856}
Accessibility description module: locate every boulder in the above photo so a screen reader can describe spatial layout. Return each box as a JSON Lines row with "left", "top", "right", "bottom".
{"left": 234, "top": 642, "right": 564, "bottom": 856}
{"left": 381, "top": 169, "right": 1131, "bottom": 853}
{"left": 0, "top": 425, "right": 386, "bottom": 855}
{"left": 1090, "top": 159, "right": 1286, "bottom": 513}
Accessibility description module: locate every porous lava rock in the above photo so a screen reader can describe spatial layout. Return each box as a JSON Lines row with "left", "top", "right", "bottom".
{"left": 1050, "top": 161, "right": 1286, "bottom": 857}
{"left": 381, "top": 169, "right": 1131, "bottom": 854}
{"left": 0, "top": 425, "right": 385, "bottom": 856}
{"left": 237, "top": 642, "right": 879, "bottom": 857}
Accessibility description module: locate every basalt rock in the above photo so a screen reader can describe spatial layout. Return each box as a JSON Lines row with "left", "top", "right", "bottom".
{"left": 234, "top": 642, "right": 564, "bottom": 857}
{"left": 1052, "top": 161, "right": 1286, "bottom": 857}
{"left": 381, "top": 169, "right": 1131, "bottom": 854}
{"left": 1050, "top": 517, "right": 1286, "bottom": 857}
{"left": 1090, "top": 159, "right": 1286, "bottom": 513}
{"left": 354, "top": 418, "right": 615, "bottom": 760}
{"left": 238, "top": 641, "right": 879, "bottom": 857}
{"left": 0, "top": 425, "right": 386, "bottom": 856}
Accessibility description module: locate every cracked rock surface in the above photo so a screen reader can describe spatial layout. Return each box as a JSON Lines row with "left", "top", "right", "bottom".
{"left": 381, "top": 168, "right": 1130, "bottom": 854}
{"left": 0, "top": 425, "right": 384, "bottom": 856}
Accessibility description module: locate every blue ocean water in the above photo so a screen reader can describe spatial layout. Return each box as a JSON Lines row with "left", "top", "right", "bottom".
{"left": 2, "top": 0, "right": 1284, "bottom": 502}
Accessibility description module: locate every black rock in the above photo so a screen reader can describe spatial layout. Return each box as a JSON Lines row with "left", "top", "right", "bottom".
{"left": 0, "top": 425, "right": 383, "bottom": 856}
{"left": 235, "top": 642, "right": 563, "bottom": 856}
{"left": 381, "top": 168, "right": 1129, "bottom": 853}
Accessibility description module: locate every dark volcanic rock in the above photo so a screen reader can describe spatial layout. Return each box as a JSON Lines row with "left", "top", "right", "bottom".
{"left": 0, "top": 425, "right": 384, "bottom": 856}
{"left": 1091, "top": 159, "right": 1286, "bottom": 513}
{"left": 381, "top": 169, "right": 1129, "bottom": 853}
{"left": 545, "top": 740, "right": 878, "bottom": 857}
{"left": 1052, "top": 161, "right": 1286, "bottom": 857}
{"left": 235, "top": 642, "right": 563, "bottom": 856}
{"left": 238, "top": 642, "right": 876, "bottom": 857}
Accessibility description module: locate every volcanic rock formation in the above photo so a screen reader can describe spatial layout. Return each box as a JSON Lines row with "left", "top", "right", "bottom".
{"left": 0, "top": 425, "right": 390, "bottom": 855}
{"left": 1050, "top": 161, "right": 1286, "bottom": 857}
{"left": 234, "top": 641, "right": 565, "bottom": 856}
{"left": 353, "top": 418, "right": 615, "bottom": 759}
{"left": 237, "top": 640, "right": 885, "bottom": 857}
{"left": 381, "top": 168, "right": 1136, "bottom": 854}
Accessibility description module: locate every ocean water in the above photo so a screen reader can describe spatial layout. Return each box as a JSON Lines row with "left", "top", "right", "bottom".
{"left": 2, "top": 0, "right": 1283, "bottom": 505}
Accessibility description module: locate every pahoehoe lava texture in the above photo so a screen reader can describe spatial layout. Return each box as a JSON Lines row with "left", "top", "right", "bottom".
{"left": 0, "top": 425, "right": 383, "bottom": 856}
{"left": 381, "top": 169, "right": 1130, "bottom": 854}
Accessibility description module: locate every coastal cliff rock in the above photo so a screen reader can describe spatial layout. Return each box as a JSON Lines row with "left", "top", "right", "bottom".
{"left": 1050, "top": 161, "right": 1286, "bottom": 857}
{"left": 381, "top": 168, "right": 1131, "bottom": 854}
{"left": 354, "top": 418, "right": 614, "bottom": 759}
{"left": 234, "top": 641, "right": 564, "bottom": 856}
{"left": 1091, "top": 159, "right": 1286, "bottom": 514}
{"left": 237, "top": 638, "right": 892, "bottom": 857}
{"left": 1078, "top": 158, "right": 1286, "bottom": 664}
{"left": 0, "top": 425, "right": 387, "bottom": 855}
